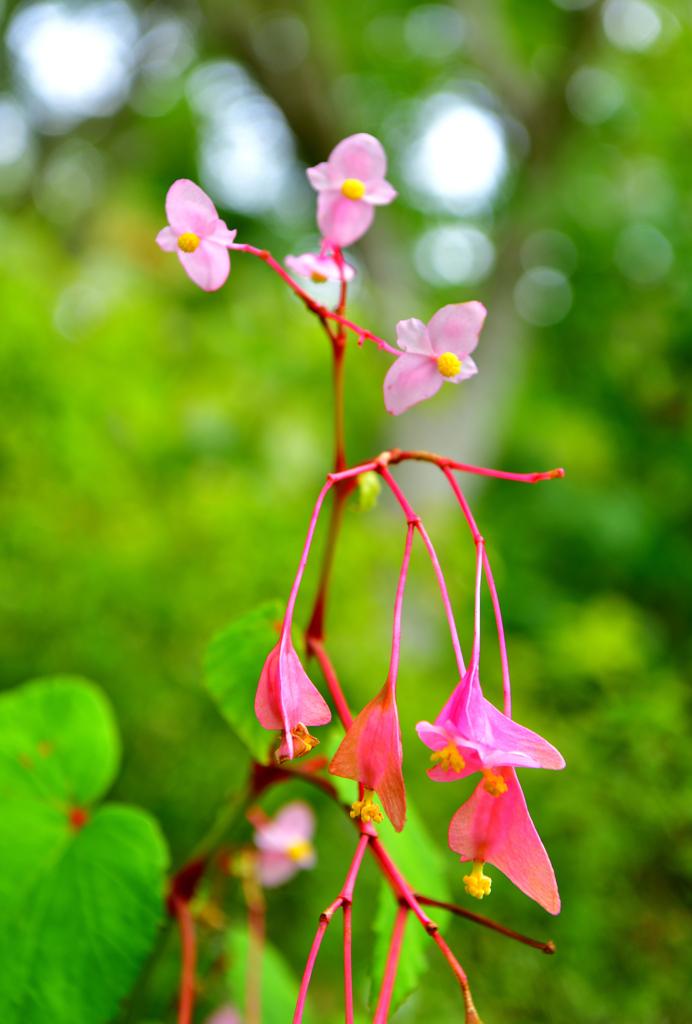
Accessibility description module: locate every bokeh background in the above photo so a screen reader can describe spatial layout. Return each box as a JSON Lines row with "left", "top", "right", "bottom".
{"left": 1, "top": 0, "right": 691, "bottom": 1021}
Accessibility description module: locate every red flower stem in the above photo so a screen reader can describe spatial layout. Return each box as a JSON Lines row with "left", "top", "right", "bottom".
{"left": 369, "top": 837, "right": 436, "bottom": 932}
{"left": 305, "top": 478, "right": 354, "bottom": 644}
{"left": 292, "top": 917, "right": 329, "bottom": 1024}
{"left": 469, "top": 535, "right": 485, "bottom": 674}
{"left": 171, "top": 895, "right": 196, "bottom": 1024}
{"left": 431, "top": 930, "right": 483, "bottom": 1024}
{"left": 306, "top": 636, "right": 354, "bottom": 729}
{"left": 373, "top": 904, "right": 409, "bottom": 1024}
{"left": 413, "top": 894, "right": 555, "bottom": 953}
{"left": 387, "top": 448, "right": 564, "bottom": 483}
{"left": 343, "top": 901, "right": 354, "bottom": 1024}
{"left": 388, "top": 522, "right": 415, "bottom": 686}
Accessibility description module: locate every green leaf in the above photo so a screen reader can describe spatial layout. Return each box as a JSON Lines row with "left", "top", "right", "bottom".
{"left": 0, "top": 677, "right": 169, "bottom": 1024}
{"left": 227, "top": 920, "right": 311, "bottom": 1024}
{"left": 204, "top": 601, "right": 284, "bottom": 765}
{"left": 371, "top": 799, "right": 452, "bottom": 1013}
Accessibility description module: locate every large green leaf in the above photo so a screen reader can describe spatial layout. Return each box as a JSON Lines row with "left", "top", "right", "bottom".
{"left": 0, "top": 677, "right": 169, "bottom": 1024}
{"left": 371, "top": 799, "right": 452, "bottom": 1013}
{"left": 227, "top": 920, "right": 311, "bottom": 1024}
{"left": 204, "top": 601, "right": 284, "bottom": 764}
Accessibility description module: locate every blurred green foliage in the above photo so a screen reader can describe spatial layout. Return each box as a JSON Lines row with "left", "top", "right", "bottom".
{"left": 1, "top": 0, "right": 692, "bottom": 1021}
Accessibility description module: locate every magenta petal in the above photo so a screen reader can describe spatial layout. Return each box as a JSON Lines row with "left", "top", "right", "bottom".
{"left": 178, "top": 243, "right": 230, "bottom": 292}
{"left": 255, "top": 639, "right": 331, "bottom": 735}
{"left": 383, "top": 353, "right": 442, "bottom": 416}
{"left": 363, "top": 179, "right": 398, "bottom": 205}
{"left": 206, "top": 220, "right": 237, "bottom": 246}
{"left": 329, "top": 133, "right": 387, "bottom": 182}
{"left": 156, "top": 225, "right": 179, "bottom": 252}
{"left": 395, "top": 318, "right": 433, "bottom": 356}
{"left": 166, "top": 178, "right": 219, "bottom": 236}
{"left": 448, "top": 768, "right": 561, "bottom": 915}
{"left": 427, "top": 301, "right": 487, "bottom": 358}
{"left": 306, "top": 161, "right": 333, "bottom": 191}
{"left": 317, "top": 191, "right": 374, "bottom": 247}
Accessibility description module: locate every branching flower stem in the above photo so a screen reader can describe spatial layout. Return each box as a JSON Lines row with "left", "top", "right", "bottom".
{"left": 373, "top": 904, "right": 408, "bottom": 1024}
{"left": 170, "top": 894, "right": 196, "bottom": 1024}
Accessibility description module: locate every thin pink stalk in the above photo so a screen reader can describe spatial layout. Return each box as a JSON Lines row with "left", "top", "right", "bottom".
{"left": 388, "top": 523, "right": 415, "bottom": 688}
{"left": 343, "top": 901, "right": 354, "bottom": 1024}
{"left": 307, "top": 637, "right": 354, "bottom": 729}
{"left": 282, "top": 479, "right": 334, "bottom": 637}
{"left": 292, "top": 918, "right": 329, "bottom": 1024}
{"left": 449, "top": 461, "right": 564, "bottom": 483}
{"left": 369, "top": 838, "right": 436, "bottom": 932}
{"left": 373, "top": 904, "right": 409, "bottom": 1024}
{"left": 431, "top": 931, "right": 483, "bottom": 1024}
{"left": 470, "top": 535, "right": 484, "bottom": 674}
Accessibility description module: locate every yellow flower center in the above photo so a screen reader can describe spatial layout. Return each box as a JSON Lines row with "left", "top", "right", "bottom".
{"left": 463, "top": 860, "right": 492, "bottom": 900}
{"left": 350, "top": 788, "right": 383, "bottom": 824}
{"left": 341, "top": 178, "right": 366, "bottom": 200}
{"left": 310, "top": 271, "right": 328, "bottom": 283}
{"left": 437, "top": 352, "right": 462, "bottom": 378}
{"left": 286, "top": 839, "right": 313, "bottom": 862}
{"left": 178, "top": 232, "right": 200, "bottom": 253}
{"left": 482, "top": 769, "right": 508, "bottom": 798}
{"left": 430, "top": 741, "right": 465, "bottom": 773}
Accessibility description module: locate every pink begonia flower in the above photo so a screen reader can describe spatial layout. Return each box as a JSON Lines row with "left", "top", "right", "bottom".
{"left": 448, "top": 767, "right": 561, "bottom": 915}
{"left": 284, "top": 251, "right": 356, "bottom": 284}
{"left": 156, "top": 179, "right": 237, "bottom": 292}
{"left": 329, "top": 683, "right": 406, "bottom": 833}
{"left": 252, "top": 800, "right": 317, "bottom": 888}
{"left": 255, "top": 635, "right": 331, "bottom": 763}
{"left": 307, "top": 133, "right": 397, "bottom": 247}
{"left": 203, "top": 1006, "right": 242, "bottom": 1024}
{"left": 383, "top": 302, "right": 486, "bottom": 416}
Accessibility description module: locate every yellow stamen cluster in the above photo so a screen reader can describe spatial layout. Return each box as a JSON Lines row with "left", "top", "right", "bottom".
{"left": 350, "top": 788, "right": 383, "bottom": 824}
{"left": 178, "top": 232, "right": 200, "bottom": 253}
{"left": 341, "top": 177, "right": 366, "bottom": 200}
{"left": 310, "top": 271, "right": 328, "bottom": 283}
{"left": 463, "top": 860, "right": 492, "bottom": 900}
{"left": 430, "top": 742, "right": 465, "bottom": 773}
{"left": 437, "top": 351, "right": 462, "bottom": 378}
{"left": 286, "top": 839, "right": 314, "bottom": 862}
{"left": 482, "top": 769, "right": 508, "bottom": 797}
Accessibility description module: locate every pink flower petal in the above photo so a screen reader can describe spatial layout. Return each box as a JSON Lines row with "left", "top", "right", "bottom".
{"left": 271, "top": 800, "right": 316, "bottom": 844}
{"left": 165, "top": 178, "right": 220, "bottom": 236}
{"left": 448, "top": 768, "right": 561, "bottom": 915}
{"left": 285, "top": 253, "right": 356, "bottom": 282}
{"left": 204, "top": 1004, "right": 243, "bottom": 1024}
{"left": 395, "top": 318, "right": 433, "bottom": 356}
{"left": 254, "top": 640, "right": 331, "bottom": 733}
{"left": 426, "top": 302, "right": 487, "bottom": 358}
{"left": 156, "top": 225, "right": 179, "bottom": 252}
{"left": 257, "top": 850, "right": 299, "bottom": 888}
{"left": 177, "top": 242, "right": 230, "bottom": 292}
{"left": 383, "top": 352, "right": 443, "bottom": 416}
{"left": 446, "top": 355, "right": 478, "bottom": 383}
{"left": 316, "top": 190, "right": 375, "bottom": 247}
{"left": 306, "top": 161, "right": 334, "bottom": 192}
{"left": 206, "top": 220, "right": 237, "bottom": 246}
{"left": 363, "top": 179, "right": 398, "bottom": 205}
{"left": 329, "top": 133, "right": 387, "bottom": 183}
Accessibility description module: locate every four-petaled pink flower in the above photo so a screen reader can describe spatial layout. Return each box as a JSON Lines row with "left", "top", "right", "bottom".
{"left": 255, "top": 632, "right": 331, "bottom": 764}
{"left": 285, "top": 251, "right": 356, "bottom": 284}
{"left": 307, "top": 133, "right": 397, "bottom": 248}
{"left": 156, "top": 179, "right": 237, "bottom": 292}
{"left": 251, "top": 800, "right": 317, "bottom": 888}
{"left": 383, "top": 302, "right": 486, "bottom": 416}
{"left": 448, "top": 767, "right": 561, "bottom": 915}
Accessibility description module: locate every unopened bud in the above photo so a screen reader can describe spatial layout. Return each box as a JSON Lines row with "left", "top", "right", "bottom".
{"left": 355, "top": 470, "right": 381, "bottom": 512}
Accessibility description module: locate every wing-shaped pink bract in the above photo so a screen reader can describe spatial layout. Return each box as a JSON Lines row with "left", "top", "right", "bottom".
{"left": 255, "top": 640, "right": 331, "bottom": 734}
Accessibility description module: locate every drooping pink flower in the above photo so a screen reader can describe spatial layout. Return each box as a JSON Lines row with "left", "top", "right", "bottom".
{"left": 156, "top": 179, "right": 237, "bottom": 292}
{"left": 255, "top": 635, "right": 331, "bottom": 764}
{"left": 448, "top": 767, "right": 560, "bottom": 915}
{"left": 251, "top": 800, "right": 317, "bottom": 888}
{"left": 307, "top": 133, "right": 397, "bottom": 247}
{"left": 284, "top": 251, "right": 356, "bottom": 283}
{"left": 383, "top": 302, "right": 486, "bottom": 416}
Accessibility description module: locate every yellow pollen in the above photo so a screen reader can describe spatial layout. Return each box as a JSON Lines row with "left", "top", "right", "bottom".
{"left": 341, "top": 178, "right": 366, "bottom": 200}
{"left": 350, "top": 788, "right": 383, "bottom": 824}
{"left": 437, "top": 352, "right": 462, "bottom": 378}
{"left": 286, "top": 839, "right": 313, "bottom": 862}
{"left": 482, "top": 769, "right": 508, "bottom": 798}
{"left": 430, "top": 742, "right": 465, "bottom": 773}
{"left": 463, "top": 860, "right": 492, "bottom": 900}
{"left": 178, "top": 232, "right": 200, "bottom": 253}
{"left": 310, "top": 271, "right": 328, "bottom": 283}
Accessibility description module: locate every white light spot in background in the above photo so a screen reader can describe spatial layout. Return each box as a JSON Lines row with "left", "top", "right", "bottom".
{"left": 566, "top": 66, "right": 625, "bottom": 125}
{"left": 7, "top": 1, "right": 138, "bottom": 131}
{"left": 405, "top": 95, "right": 508, "bottom": 215}
{"left": 521, "top": 230, "right": 578, "bottom": 276}
{"left": 251, "top": 14, "right": 309, "bottom": 74}
{"left": 404, "top": 5, "right": 465, "bottom": 62}
{"left": 602, "top": 0, "right": 662, "bottom": 52}
{"left": 187, "top": 61, "right": 309, "bottom": 221}
{"left": 0, "top": 95, "right": 30, "bottom": 165}
{"left": 614, "top": 224, "right": 673, "bottom": 284}
{"left": 514, "top": 267, "right": 572, "bottom": 326}
{"left": 131, "top": 17, "right": 196, "bottom": 117}
{"left": 414, "top": 225, "right": 495, "bottom": 286}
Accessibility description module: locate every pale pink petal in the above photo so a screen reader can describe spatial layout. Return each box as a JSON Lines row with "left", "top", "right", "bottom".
{"left": 448, "top": 768, "right": 561, "bottom": 915}
{"left": 383, "top": 353, "right": 443, "bottom": 416}
{"left": 427, "top": 302, "right": 487, "bottom": 358}
{"left": 317, "top": 191, "right": 374, "bottom": 247}
{"left": 166, "top": 179, "right": 219, "bottom": 236}
{"left": 206, "top": 220, "right": 237, "bottom": 246}
{"left": 177, "top": 242, "right": 230, "bottom": 292}
{"left": 447, "top": 355, "right": 478, "bottom": 383}
{"left": 285, "top": 253, "right": 356, "bottom": 282}
{"left": 329, "top": 133, "right": 387, "bottom": 183}
{"left": 363, "top": 179, "right": 398, "bottom": 205}
{"left": 204, "top": 1004, "right": 243, "bottom": 1024}
{"left": 306, "top": 161, "right": 334, "bottom": 192}
{"left": 257, "top": 850, "right": 299, "bottom": 888}
{"left": 156, "top": 225, "right": 179, "bottom": 252}
{"left": 395, "top": 318, "right": 433, "bottom": 355}
{"left": 271, "top": 800, "right": 316, "bottom": 843}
